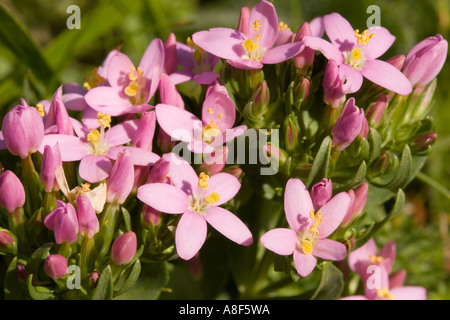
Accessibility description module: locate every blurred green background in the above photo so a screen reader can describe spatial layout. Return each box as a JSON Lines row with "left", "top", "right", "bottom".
{"left": 0, "top": 0, "right": 449, "bottom": 299}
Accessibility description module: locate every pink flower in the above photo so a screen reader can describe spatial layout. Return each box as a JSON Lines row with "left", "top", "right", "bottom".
{"left": 0, "top": 170, "right": 26, "bottom": 213}
{"left": 44, "top": 86, "right": 75, "bottom": 136}
{"left": 260, "top": 178, "right": 351, "bottom": 277}
{"left": 76, "top": 193, "right": 99, "bottom": 238}
{"left": 44, "top": 200, "right": 79, "bottom": 244}
{"left": 39, "top": 113, "right": 159, "bottom": 183}
{"left": 85, "top": 39, "right": 164, "bottom": 116}
{"left": 303, "top": 13, "right": 412, "bottom": 95}
{"left": 106, "top": 149, "right": 134, "bottom": 205}
{"left": 2, "top": 100, "right": 45, "bottom": 159}
{"left": 310, "top": 178, "right": 332, "bottom": 210}
{"left": 111, "top": 231, "right": 137, "bottom": 265}
{"left": 402, "top": 34, "right": 448, "bottom": 87}
{"left": 43, "top": 254, "right": 68, "bottom": 279}
{"left": 192, "top": 0, "right": 304, "bottom": 70}
{"left": 40, "top": 143, "right": 63, "bottom": 193}
{"left": 137, "top": 154, "right": 253, "bottom": 260}
{"left": 331, "top": 98, "right": 365, "bottom": 151}
{"left": 155, "top": 83, "right": 247, "bottom": 154}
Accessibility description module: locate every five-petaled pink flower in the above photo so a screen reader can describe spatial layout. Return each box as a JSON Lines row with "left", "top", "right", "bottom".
{"left": 155, "top": 83, "right": 247, "bottom": 154}
{"left": 192, "top": 0, "right": 304, "bottom": 70}
{"left": 260, "top": 178, "right": 351, "bottom": 277}
{"left": 137, "top": 154, "right": 253, "bottom": 260}
{"left": 85, "top": 38, "right": 164, "bottom": 116}
{"left": 303, "top": 13, "right": 413, "bottom": 95}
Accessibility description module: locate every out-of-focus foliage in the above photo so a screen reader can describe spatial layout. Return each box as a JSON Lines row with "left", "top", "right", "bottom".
{"left": 0, "top": 0, "right": 448, "bottom": 299}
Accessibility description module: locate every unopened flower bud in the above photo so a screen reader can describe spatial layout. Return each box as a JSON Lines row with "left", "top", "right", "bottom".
{"left": 293, "top": 22, "right": 315, "bottom": 72}
{"left": 131, "top": 111, "right": 156, "bottom": 152}
{"left": 295, "top": 77, "right": 311, "bottom": 101}
{"left": 43, "top": 254, "right": 68, "bottom": 279}
{"left": 310, "top": 179, "right": 332, "bottom": 210}
{"left": 41, "top": 144, "right": 63, "bottom": 192}
{"left": 0, "top": 170, "right": 25, "bottom": 213}
{"left": 45, "top": 86, "right": 74, "bottom": 135}
{"left": 0, "top": 228, "right": 17, "bottom": 255}
{"left": 331, "top": 98, "right": 365, "bottom": 151}
{"left": 88, "top": 271, "right": 100, "bottom": 288}
{"left": 106, "top": 150, "right": 134, "bottom": 205}
{"left": 403, "top": 34, "right": 448, "bottom": 87}
{"left": 412, "top": 132, "right": 438, "bottom": 152}
{"left": 44, "top": 200, "right": 79, "bottom": 244}
{"left": 111, "top": 231, "right": 137, "bottom": 265}
{"left": 366, "top": 95, "right": 388, "bottom": 127}
{"left": 263, "top": 144, "right": 287, "bottom": 167}
{"left": 164, "top": 33, "right": 178, "bottom": 75}
{"left": 223, "top": 167, "right": 243, "bottom": 179}
{"left": 343, "top": 182, "right": 368, "bottom": 225}
{"left": 76, "top": 193, "right": 99, "bottom": 238}
{"left": 386, "top": 55, "right": 406, "bottom": 71}
{"left": 237, "top": 6, "right": 250, "bottom": 37}
{"left": 323, "top": 60, "right": 346, "bottom": 108}
{"left": 284, "top": 113, "right": 301, "bottom": 153}
{"left": 2, "top": 102, "right": 44, "bottom": 159}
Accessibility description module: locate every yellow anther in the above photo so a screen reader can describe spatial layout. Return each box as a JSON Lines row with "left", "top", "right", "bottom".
{"left": 80, "top": 183, "right": 91, "bottom": 193}
{"left": 97, "top": 112, "right": 111, "bottom": 128}
{"left": 187, "top": 37, "right": 196, "bottom": 49}
{"left": 203, "top": 121, "right": 220, "bottom": 143}
{"left": 301, "top": 239, "right": 313, "bottom": 255}
{"left": 377, "top": 288, "right": 395, "bottom": 300}
{"left": 36, "top": 103, "right": 45, "bottom": 117}
{"left": 198, "top": 172, "right": 210, "bottom": 190}
{"left": 243, "top": 39, "right": 259, "bottom": 52}
{"left": 87, "top": 129, "right": 100, "bottom": 143}
{"left": 83, "top": 68, "right": 105, "bottom": 91}
{"left": 253, "top": 34, "right": 261, "bottom": 42}
{"left": 354, "top": 29, "right": 374, "bottom": 45}
{"left": 351, "top": 47, "right": 363, "bottom": 61}
{"left": 205, "top": 192, "right": 220, "bottom": 205}
{"left": 369, "top": 255, "right": 384, "bottom": 264}
{"left": 252, "top": 19, "right": 262, "bottom": 32}
{"left": 308, "top": 210, "right": 323, "bottom": 236}
{"left": 278, "top": 21, "right": 290, "bottom": 31}
{"left": 125, "top": 81, "right": 139, "bottom": 97}
{"left": 207, "top": 108, "right": 214, "bottom": 114}
{"left": 217, "top": 113, "right": 223, "bottom": 121}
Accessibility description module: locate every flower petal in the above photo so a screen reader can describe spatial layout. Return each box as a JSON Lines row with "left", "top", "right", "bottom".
{"left": 192, "top": 72, "right": 220, "bottom": 85}
{"left": 313, "top": 238, "right": 347, "bottom": 261}
{"left": 155, "top": 104, "right": 197, "bottom": 143}
{"left": 260, "top": 228, "right": 298, "bottom": 255}
{"left": 362, "top": 59, "right": 412, "bottom": 95}
{"left": 137, "top": 183, "right": 189, "bottom": 214}
{"left": 323, "top": 12, "right": 356, "bottom": 51}
{"left": 227, "top": 58, "right": 264, "bottom": 70}
{"left": 84, "top": 86, "right": 130, "bottom": 116}
{"left": 106, "top": 146, "right": 160, "bottom": 166}
{"left": 248, "top": 0, "right": 278, "bottom": 49}
{"left": 390, "top": 286, "right": 427, "bottom": 300}
{"left": 261, "top": 42, "right": 304, "bottom": 64}
{"left": 106, "top": 52, "right": 134, "bottom": 89}
{"left": 192, "top": 28, "right": 246, "bottom": 60}
{"left": 175, "top": 211, "right": 207, "bottom": 260}
{"left": 364, "top": 27, "right": 395, "bottom": 60}
{"left": 204, "top": 206, "right": 253, "bottom": 246}
{"left": 339, "top": 64, "right": 363, "bottom": 93}
{"left": 293, "top": 249, "right": 317, "bottom": 277}
{"left": 202, "top": 85, "right": 236, "bottom": 131}
{"left": 104, "top": 119, "right": 139, "bottom": 147}
{"left": 39, "top": 134, "right": 88, "bottom": 162}
{"left": 284, "top": 178, "right": 314, "bottom": 233}
{"left": 317, "top": 191, "right": 351, "bottom": 238}
{"left": 139, "top": 38, "right": 164, "bottom": 100}
{"left": 348, "top": 238, "right": 377, "bottom": 274}
{"left": 79, "top": 154, "right": 112, "bottom": 183}
{"left": 205, "top": 172, "right": 241, "bottom": 206}
{"left": 302, "top": 36, "right": 344, "bottom": 64}
{"left": 163, "top": 153, "right": 199, "bottom": 197}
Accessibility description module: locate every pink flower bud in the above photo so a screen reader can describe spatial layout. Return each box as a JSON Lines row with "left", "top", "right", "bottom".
{"left": 359, "top": 116, "right": 369, "bottom": 139}
{"left": 44, "top": 254, "right": 68, "bottom": 279}
{"left": 0, "top": 229, "right": 16, "bottom": 254}
{"left": 159, "top": 73, "right": 185, "bottom": 109}
{"left": 310, "top": 179, "right": 332, "bottom": 210}
{"left": 131, "top": 111, "right": 156, "bottom": 152}
{"left": 106, "top": 150, "right": 134, "bottom": 205}
{"left": 343, "top": 182, "right": 368, "bottom": 225}
{"left": 331, "top": 98, "right": 364, "bottom": 151}
{"left": 142, "top": 205, "right": 161, "bottom": 226}
{"left": 199, "top": 146, "right": 228, "bottom": 176}
{"left": 76, "top": 193, "right": 99, "bottom": 238}
{"left": 386, "top": 55, "right": 406, "bottom": 71}
{"left": 44, "top": 201, "right": 79, "bottom": 244}
{"left": 237, "top": 7, "right": 250, "bottom": 37}
{"left": 323, "top": 60, "right": 346, "bottom": 108}
{"left": 293, "top": 22, "right": 315, "bottom": 70}
{"left": 44, "top": 86, "right": 74, "bottom": 135}
{"left": 164, "top": 33, "right": 178, "bottom": 75}
{"left": 224, "top": 167, "right": 242, "bottom": 179}
{"left": 366, "top": 95, "right": 388, "bottom": 126}
{"left": 2, "top": 102, "right": 44, "bottom": 159}
{"left": 403, "top": 34, "right": 448, "bottom": 87}
{"left": 40, "top": 144, "right": 63, "bottom": 192}
{"left": 111, "top": 231, "right": 137, "bottom": 265}
{"left": 0, "top": 170, "right": 25, "bottom": 213}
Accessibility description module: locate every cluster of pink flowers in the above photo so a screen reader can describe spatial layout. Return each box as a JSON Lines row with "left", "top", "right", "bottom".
{"left": 0, "top": 0, "right": 446, "bottom": 299}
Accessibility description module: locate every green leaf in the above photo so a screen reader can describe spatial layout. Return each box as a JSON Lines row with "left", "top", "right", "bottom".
{"left": 0, "top": 3, "right": 54, "bottom": 84}
{"left": 306, "top": 136, "right": 332, "bottom": 188}
{"left": 114, "top": 259, "right": 142, "bottom": 297}
{"left": 368, "top": 128, "right": 382, "bottom": 164}
{"left": 121, "top": 206, "right": 132, "bottom": 232}
{"left": 310, "top": 262, "right": 344, "bottom": 300}
{"left": 91, "top": 265, "right": 113, "bottom": 300}
{"left": 25, "top": 242, "right": 53, "bottom": 277}
{"left": 26, "top": 274, "right": 56, "bottom": 300}
{"left": 4, "top": 257, "right": 29, "bottom": 300}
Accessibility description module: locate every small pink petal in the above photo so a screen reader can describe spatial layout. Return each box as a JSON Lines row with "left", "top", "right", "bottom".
{"left": 260, "top": 228, "right": 298, "bottom": 255}
{"left": 107, "top": 52, "right": 134, "bottom": 89}
{"left": 205, "top": 173, "right": 241, "bottom": 206}
{"left": 339, "top": 64, "right": 363, "bottom": 93}
{"left": 227, "top": 58, "right": 264, "bottom": 70}
{"left": 313, "top": 239, "right": 347, "bottom": 261}
{"left": 302, "top": 36, "right": 344, "bottom": 64}
{"left": 323, "top": 13, "right": 356, "bottom": 51}
{"left": 163, "top": 153, "right": 199, "bottom": 197}
{"left": 192, "top": 72, "right": 220, "bottom": 85}
{"left": 137, "top": 183, "right": 189, "bottom": 214}
{"left": 106, "top": 146, "right": 160, "bottom": 166}
{"left": 204, "top": 206, "right": 253, "bottom": 246}
{"left": 390, "top": 286, "right": 427, "bottom": 300}
{"left": 348, "top": 238, "right": 378, "bottom": 274}
{"left": 175, "top": 211, "right": 207, "bottom": 260}
{"left": 39, "top": 134, "right": 88, "bottom": 162}
{"left": 293, "top": 249, "right": 317, "bottom": 277}
{"left": 79, "top": 154, "right": 112, "bottom": 183}
{"left": 261, "top": 42, "right": 304, "bottom": 64}
{"left": 192, "top": 28, "right": 246, "bottom": 61}
{"left": 284, "top": 178, "right": 314, "bottom": 233}
{"left": 317, "top": 192, "right": 351, "bottom": 238}
{"left": 155, "top": 104, "right": 197, "bottom": 143}
{"left": 202, "top": 85, "right": 236, "bottom": 131}
{"left": 84, "top": 86, "right": 129, "bottom": 116}
{"left": 364, "top": 27, "right": 396, "bottom": 60}
{"left": 362, "top": 59, "right": 413, "bottom": 95}
{"left": 248, "top": 0, "right": 278, "bottom": 49}
{"left": 104, "top": 119, "right": 139, "bottom": 147}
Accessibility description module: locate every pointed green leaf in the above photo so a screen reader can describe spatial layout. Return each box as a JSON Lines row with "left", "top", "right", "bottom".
{"left": 310, "top": 262, "right": 344, "bottom": 300}
{"left": 26, "top": 274, "right": 56, "bottom": 300}
{"left": 91, "top": 265, "right": 113, "bottom": 300}
{"left": 306, "top": 136, "right": 332, "bottom": 188}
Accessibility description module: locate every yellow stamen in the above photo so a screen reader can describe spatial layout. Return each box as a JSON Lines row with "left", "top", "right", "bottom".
{"left": 36, "top": 103, "right": 45, "bottom": 117}
{"left": 80, "top": 183, "right": 91, "bottom": 193}
{"left": 83, "top": 67, "right": 105, "bottom": 91}
{"left": 351, "top": 47, "right": 363, "bottom": 61}
{"left": 308, "top": 210, "right": 323, "bottom": 235}
{"left": 377, "top": 288, "right": 396, "bottom": 300}
{"left": 253, "top": 34, "right": 261, "bottom": 42}
{"left": 217, "top": 113, "right": 223, "bottom": 121}
{"left": 87, "top": 129, "right": 100, "bottom": 143}
{"left": 243, "top": 39, "right": 259, "bottom": 52}
{"left": 354, "top": 29, "right": 374, "bottom": 45}
{"left": 369, "top": 255, "right": 384, "bottom": 264}
{"left": 97, "top": 112, "right": 111, "bottom": 128}
{"left": 207, "top": 108, "right": 214, "bottom": 114}
{"left": 252, "top": 19, "right": 262, "bottom": 32}
{"left": 203, "top": 121, "right": 220, "bottom": 143}
{"left": 301, "top": 239, "right": 313, "bottom": 255}
{"left": 198, "top": 172, "right": 210, "bottom": 190}
{"left": 278, "top": 21, "right": 290, "bottom": 31}
{"left": 205, "top": 192, "right": 220, "bottom": 205}
{"left": 187, "top": 37, "right": 196, "bottom": 49}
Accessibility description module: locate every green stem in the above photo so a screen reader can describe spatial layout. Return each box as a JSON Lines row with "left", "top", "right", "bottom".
{"left": 79, "top": 237, "right": 96, "bottom": 283}
{"left": 96, "top": 203, "right": 120, "bottom": 258}
{"left": 21, "top": 154, "right": 42, "bottom": 216}
{"left": 416, "top": 171, "right": 450, "bottom": 199}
